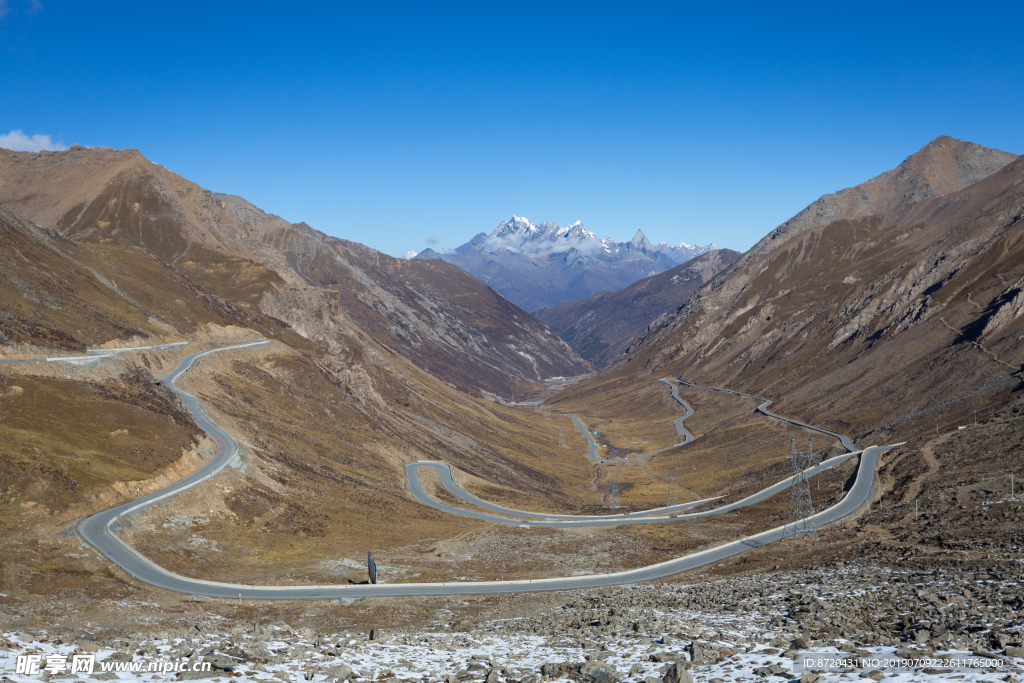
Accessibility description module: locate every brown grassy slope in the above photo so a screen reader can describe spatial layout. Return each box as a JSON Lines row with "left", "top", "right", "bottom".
{"left": 544, "top": 367, "right": 850, "bottom": 512}
{"left": 538, "top": 138, "right": 1024, "bottom": 572}
{"left": 0, "top": 193, "right": 594, "bottom": 589}
{"left": 599, "top": 153, "right": 1024, "bottom": 445}
{"left": 533, "top": 249, "right": 740, "bottom": 366}
{"left": 0, "top": 147, "right": 588, "bottom": 397}
{"left": 0, "top": 364, "right": 214, "bottom": 598}
{"left": 112, "top": 326, "right": 603, "bottom": 584}
{"left": 0, "top": 203, "right": 301, "bottom": 351}
{"left": 253, "top": 217, "right": 590, "bottom": 393}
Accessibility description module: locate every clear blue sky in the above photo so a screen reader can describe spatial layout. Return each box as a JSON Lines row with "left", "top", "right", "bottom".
{"left": 2, "top": 2, "right": 1022, "bottom": 257}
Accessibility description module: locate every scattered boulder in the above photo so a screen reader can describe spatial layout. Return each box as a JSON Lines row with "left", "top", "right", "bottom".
{"left": 579, "top": 660, "right": 620, "bottom": 683}
{"left": 201, "top": 653, "right": 237, "bottom": 671}
{"left": 662, "top": 663, "right": 693, "bottom": 683}
{"left": 649, "top": 652, "right": 685, "bottom": 663}
{"left": 686, "top": 641, "right": 719, "bottom": 664}
{"left": 753, "top": 663, "right": 787, "bottom": 678}
{"left": 326, "top": 664, "right": 355, "bottom": 682}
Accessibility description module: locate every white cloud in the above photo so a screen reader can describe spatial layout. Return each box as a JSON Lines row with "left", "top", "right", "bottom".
{"left": 0, "top": 129, "right": 68, "bottom": 152}
{"left": 426, "top": 235, "right": 439, "bottom": 245}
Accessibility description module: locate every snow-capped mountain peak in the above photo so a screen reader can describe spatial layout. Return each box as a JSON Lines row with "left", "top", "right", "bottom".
{"left": 493, "top": 215, "right": 540, "bottom": 238}
{"left": 415, "top": 216, "right": 720, "bottom": 310}
{"left": 563, "top": 222, "right": 597, "bottom": 241}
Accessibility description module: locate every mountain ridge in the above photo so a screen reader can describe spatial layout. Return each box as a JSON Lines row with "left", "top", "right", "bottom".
{"left": 557, "top": 136, "right": 1023, "bottom": 448}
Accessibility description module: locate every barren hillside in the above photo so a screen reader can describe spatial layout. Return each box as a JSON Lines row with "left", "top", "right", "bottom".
{"left": 587, "top": 140, "right": 1024, "bottom": 445}
{"left": 0, "top": 147, "right": 587, "bottom": 395}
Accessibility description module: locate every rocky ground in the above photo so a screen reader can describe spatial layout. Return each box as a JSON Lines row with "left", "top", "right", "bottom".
{"left": 2, "top": 556, "right": 1022, "bottom": 683}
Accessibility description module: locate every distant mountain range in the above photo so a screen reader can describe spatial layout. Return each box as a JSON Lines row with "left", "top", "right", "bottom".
{"left": 413, "top": 216, "right": 716, "bottom": 311}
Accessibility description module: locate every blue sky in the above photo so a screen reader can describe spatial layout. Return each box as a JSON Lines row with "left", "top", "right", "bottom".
{"left": 2, "top": 2, "right": 1022, "bottom": 258}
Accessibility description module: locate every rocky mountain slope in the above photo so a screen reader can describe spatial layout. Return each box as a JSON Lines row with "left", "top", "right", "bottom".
{"left": 533, "top": 249, "right": 740, "bottom": 366}
{"left": 0, "top": 147, "right": 587, "bottom": 395}
{"left": 0, "top": 202, "right": 299, "bottom": 352}
{"left": 415, "top": 215, "right": 715, "bottom": 311}
{"left": 213, "top": 195, "right": 589, "bottom": 392}
{"left": 566, "top": 136, "right": 1022, "bottom": 447}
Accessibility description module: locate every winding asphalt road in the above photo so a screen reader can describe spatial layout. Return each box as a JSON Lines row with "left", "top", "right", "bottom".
{"left": 4, "top": 339, "right": 897, "bottom": 598}
{"left": 74, "top": 340, "right": 270, "bottom": 583}
{"left": 403, "top": 377, "right": 857, "bottom": 524}
{"left": 405, "top": 461, "right": 723, "bottom": 524}
{"left": 73, "top": 444, "right": 896, "bottom": 599}
{"left": 677, "top": 380, "right": 856, "bottom": 452}
{"left": 567, "top": 378, "right": 695, "bottom": 465}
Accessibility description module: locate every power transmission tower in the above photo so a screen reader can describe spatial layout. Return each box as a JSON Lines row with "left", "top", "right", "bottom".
{"left": 608, "top": 466, "right": 621, "bottom": 508}
{"left": 783, "top": 438, "right": 822, "bottom": 541}
{"left": 665, "top": 468, "right": 679, "bottom": 508}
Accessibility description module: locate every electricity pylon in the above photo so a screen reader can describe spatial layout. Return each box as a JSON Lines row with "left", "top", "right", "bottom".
{"left": 608, "top": 466, "right": 621, "bottom": 508}
{"left": 783, "top": 438, "right": 822, "bottom": 541}
{"left": 665, "top": 468, "right": 679, "bottom": 508}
